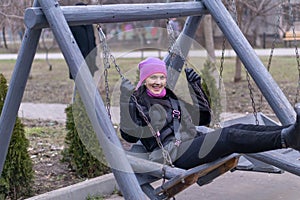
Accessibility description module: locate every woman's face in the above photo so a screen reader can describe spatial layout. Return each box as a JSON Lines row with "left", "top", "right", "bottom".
{"left": 145, "top": 73, "right": 167, "bottom": 95}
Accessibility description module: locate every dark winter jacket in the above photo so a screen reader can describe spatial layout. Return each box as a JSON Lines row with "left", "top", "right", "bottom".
{"left": 69, "top": 23, "right": 98, "bottom": 79}
{"left": 120, "top": 84, "right": 211, "bottom": 152}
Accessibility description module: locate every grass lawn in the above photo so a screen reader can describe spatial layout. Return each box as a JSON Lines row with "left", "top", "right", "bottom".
{"left": 0, "top": 55, "right": 299, "bottom": 102}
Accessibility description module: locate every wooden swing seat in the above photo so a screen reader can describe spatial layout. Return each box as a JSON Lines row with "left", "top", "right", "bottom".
{"left": 126, "top": 142, "right": 240, "bottom": 199}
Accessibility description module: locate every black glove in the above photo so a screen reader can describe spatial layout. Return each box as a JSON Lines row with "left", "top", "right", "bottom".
{"left": 120, "top": 78, "right": 135, "bottom": 96}
{"left": 185, "top": 68, "right": 211, "bottom": 123}
{"left": 185, "top": 68, "right": 201, "bottom": 83}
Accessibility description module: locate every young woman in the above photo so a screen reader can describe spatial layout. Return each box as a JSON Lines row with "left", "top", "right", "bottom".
{"left": 120, "top": 57, "right": 300, "bottom": 169}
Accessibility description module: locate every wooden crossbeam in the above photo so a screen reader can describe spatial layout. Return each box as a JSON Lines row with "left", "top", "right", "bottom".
{"left": 24, "top": 2, "right": 208, "bottom": 29}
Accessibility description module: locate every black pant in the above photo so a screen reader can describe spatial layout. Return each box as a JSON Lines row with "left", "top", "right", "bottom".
{"left": 173, "top": 124, "right": 288, "bottom": 169}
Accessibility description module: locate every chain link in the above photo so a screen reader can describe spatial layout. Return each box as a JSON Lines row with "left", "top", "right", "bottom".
{"left": 103, "top": 68, "right": 111, "bottom": 119}
{"left": 219, "top": 37, "right": 226, "bottom": 90}
{"left": 246, "top": 72, "right": 259, "bottom": 125}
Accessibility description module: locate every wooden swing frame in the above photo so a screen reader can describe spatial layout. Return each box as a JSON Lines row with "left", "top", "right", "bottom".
{"left": 0, "top": 0, "right": 299, "bottom": 199}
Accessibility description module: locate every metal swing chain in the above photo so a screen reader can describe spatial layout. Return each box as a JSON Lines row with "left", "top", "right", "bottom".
{"left": 98, "top": 25, "right": 124, "bottom": 79}
{"left": 96, "top": 0, "right": 174, "bottom": 189}
{"left": 132, "top": 95, "right": 174, "bottom": 167}
{"left": 98, "top": 25, "right": 112, "bottom": 119}
{"left": 98, "top": 25, "right": 124, "bottom": 119}
{"left": 219, "top": 0, "right": 230, "bottom": 89}
{"left": 98, "top": 23, "right": 179, "bottom": 197}
{"left": 137, "top": 19, "right": 176, "bottom": 182}
{"left": 132, "top": 95, "right": 174, "bottom": 189}
{"left": 133, "top": 100, "right": 175, "bottom": 179}
{"left": 97, "top": 10, "right": 174, "bottom": 197}
{"left": 259, "top": 1, "right": 283, "bottom": 111}
{"left": 267, "top": 3, "right": 282, "bottom": 72}
{"left": 219, "top": 37, "right": 226, "bottom": 90}
{"left": 98, "top": 24, "right": 174, "bottom": 168}
{"left": 230, "top": 0, "right": 259, "bottom": 124}
{"left": 288, "top": 0, "right": 300, "bottom": 104}
{"left": 246, "top": 73, "right": 259, "bottom": 125}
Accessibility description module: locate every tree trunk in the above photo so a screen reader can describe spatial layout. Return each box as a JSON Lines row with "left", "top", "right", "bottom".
{"left": 203, "top": 15, "right": 216, "bottom": 64}
{"left": 233, "top": 1, "right": 243, "bottom": 82}
{"left": 234, "top": 57, "right": 242, "bottom": 82}
{"left": 2, "top": 27, "right": 8, "bottom": 49}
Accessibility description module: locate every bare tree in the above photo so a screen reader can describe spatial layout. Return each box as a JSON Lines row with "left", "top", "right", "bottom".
{"left": 227, "top": 0, "right": 284, "bottom": 82}
{"left": 0, "top": 0, "right": 31, "bottom": 50}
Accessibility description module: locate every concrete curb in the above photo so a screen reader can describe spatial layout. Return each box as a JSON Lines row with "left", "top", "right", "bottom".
{"left": 25, "top": 173, "right": 118, "bottom": 200}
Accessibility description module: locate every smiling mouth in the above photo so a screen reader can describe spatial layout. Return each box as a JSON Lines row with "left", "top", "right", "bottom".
{"left": 151, "top": 85, "right": 162, "bottom": 91}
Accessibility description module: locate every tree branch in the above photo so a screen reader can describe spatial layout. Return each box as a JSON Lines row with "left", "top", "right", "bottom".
{"left": 0, "top": 11, "right": 23, "bottom": 20}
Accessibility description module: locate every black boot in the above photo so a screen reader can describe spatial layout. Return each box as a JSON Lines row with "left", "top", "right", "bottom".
{"left": 281, "top": 103, "right": 300, "bottom": 150}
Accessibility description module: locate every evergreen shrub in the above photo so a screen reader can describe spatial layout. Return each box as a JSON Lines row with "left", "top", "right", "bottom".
{"left": 62, "top": 93, "right": 111, "bottom": 178}
{"left": 0, "top": 74, "right": 34, "bottom": 200}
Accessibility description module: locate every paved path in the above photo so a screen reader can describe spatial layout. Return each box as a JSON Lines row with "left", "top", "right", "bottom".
{"left": 0, "top": 48, "right": 298, "bottom": 60}
{"left": 19, "top": 103, "right": 68, "bottom": 123}
{"left": 18, "top": 103, "right": 246, "bottom": 125}
{"left": 18, "top": 103, "right": 121, "bottom": 124}
{"left": 106, "top": 171, "right": 300, "bottom": 200}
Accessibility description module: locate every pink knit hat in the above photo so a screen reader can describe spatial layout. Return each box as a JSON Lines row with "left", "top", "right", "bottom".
{"left": 136, "top": 57, "right": 167, "bottom": 89}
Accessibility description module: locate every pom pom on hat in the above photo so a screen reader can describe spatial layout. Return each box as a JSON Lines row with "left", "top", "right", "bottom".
{"left": 136, "top": 57, "right": 167, "bottom": 89}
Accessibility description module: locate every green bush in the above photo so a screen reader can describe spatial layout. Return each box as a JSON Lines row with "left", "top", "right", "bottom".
{"left": 0, "top": 74, "right": 34, "bottom": 199}
{"left": 201, "top": 60, "right": 222, "bottom": 127}
{"left": 62, "top": 93, "right": 111, "bottom": 178}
